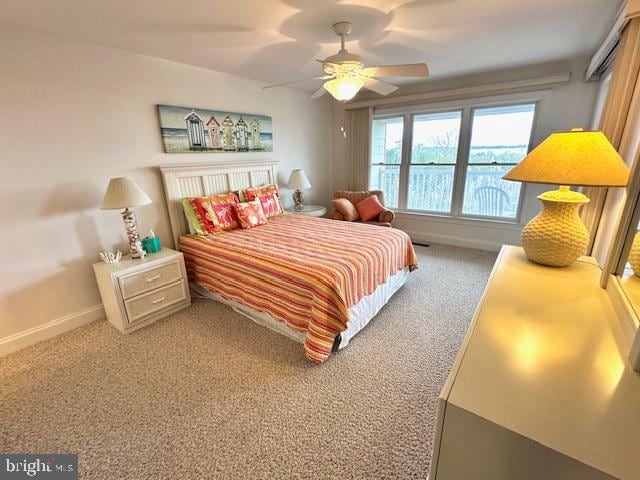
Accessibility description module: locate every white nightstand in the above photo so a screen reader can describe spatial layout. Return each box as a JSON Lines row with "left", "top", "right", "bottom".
{"left": 286, "top": 205, "right": 327, "bottom": 217}
{"left": 93, "top": 247, "right": 190, "bottom": 333}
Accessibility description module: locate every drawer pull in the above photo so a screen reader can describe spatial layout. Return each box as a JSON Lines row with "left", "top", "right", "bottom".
{"left": 146, "top": 275, "right": 161, "bottom": 283}
{"left": 151, "top": 296, "right": 166, "bottom": 304}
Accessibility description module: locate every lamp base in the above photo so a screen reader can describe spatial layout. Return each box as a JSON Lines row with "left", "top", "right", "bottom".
{"left": 521, "top": 186, "right": 590, "bottom": 267}
{"left": 121, "top": 208, "right": 146, "bottom": 259}
{"left": 293, "top": 189, "right": 304, "bottom": 211}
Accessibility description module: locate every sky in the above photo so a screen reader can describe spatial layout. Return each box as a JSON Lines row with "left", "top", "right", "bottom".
{"left": 470, "top": 107, "right": 535, "bottom": 147}
{"left": 380, "top": 104, "right": 536, "bottom": 149}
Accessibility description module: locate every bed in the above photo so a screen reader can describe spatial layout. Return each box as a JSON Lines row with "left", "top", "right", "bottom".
{"left": 160, "top": 161, "right": 418, "bottom": 363}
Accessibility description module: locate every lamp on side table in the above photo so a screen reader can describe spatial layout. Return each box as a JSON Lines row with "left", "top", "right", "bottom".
{"left": 101, "top": 177, "right": 152, "bottom": 259}
{"left": 287, "top": 169, "right": 312, "bottom": 211}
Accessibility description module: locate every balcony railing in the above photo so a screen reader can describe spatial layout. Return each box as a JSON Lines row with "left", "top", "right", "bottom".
{"left": 370, "top": 166, "right": 521, "bottom": 218}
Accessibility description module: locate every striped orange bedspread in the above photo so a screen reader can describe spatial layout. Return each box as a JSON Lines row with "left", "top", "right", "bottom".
{"left": 179, "top": 214, "right": 418, "bottom": 363}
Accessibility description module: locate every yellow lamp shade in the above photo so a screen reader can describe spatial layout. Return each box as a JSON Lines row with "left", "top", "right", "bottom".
{"left": 324, "top": 76, "right": 364, "bottom": 102}
{"left": 503, "top": 130, "right": 629, "bottom": 187}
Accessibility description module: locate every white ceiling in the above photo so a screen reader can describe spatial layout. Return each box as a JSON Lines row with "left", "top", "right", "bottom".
{"left": 1, "top": 0, "right": 623, "bottom": 91}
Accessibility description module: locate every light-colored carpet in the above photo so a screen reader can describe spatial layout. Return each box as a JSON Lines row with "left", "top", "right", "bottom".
{"left": 1, "top": 244, "right": 496, "bottom": 479}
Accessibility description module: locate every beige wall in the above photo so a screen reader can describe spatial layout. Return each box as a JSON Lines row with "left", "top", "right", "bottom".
{"left": 332, "top": 58, "right": 601, "bottom": 251}
{"left": 0, "top": 24, "right": 333, "bottom": 343}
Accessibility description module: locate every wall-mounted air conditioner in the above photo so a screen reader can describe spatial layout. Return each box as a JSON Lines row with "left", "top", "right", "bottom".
{"left": 585, "top": 1, "right": 629, "bottom": 82}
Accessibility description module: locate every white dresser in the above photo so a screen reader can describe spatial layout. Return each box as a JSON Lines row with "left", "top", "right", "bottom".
{"left": 93, "top": 248, "right": 190, "bottom": 333}
{"left": 430, "top": 246, "right": 640, "bottom": 480}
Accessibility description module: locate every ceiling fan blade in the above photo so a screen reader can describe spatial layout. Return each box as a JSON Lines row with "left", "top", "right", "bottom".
{"left": 262, "top": 76, "right": 332, "bottom": 90}
{"left": 362, "top": 78, "right": 399, "bottom": 96}
{"left": 362, "top": 63, "right": 429, "bottom": 78}
{"left": 310, "top": 86, "right": 328, "bottom": 99}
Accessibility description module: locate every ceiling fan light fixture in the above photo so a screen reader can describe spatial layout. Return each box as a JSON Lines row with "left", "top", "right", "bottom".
{"left": 323, "top": 76, "right": 364, "bottom": 102}
{"left": 263, "top": 21, "right": 429, "bottom": 100}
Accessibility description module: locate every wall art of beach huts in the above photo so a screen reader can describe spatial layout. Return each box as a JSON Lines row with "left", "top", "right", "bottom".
{"left": 157, "top": 105, "right": 273, "bottom": 153}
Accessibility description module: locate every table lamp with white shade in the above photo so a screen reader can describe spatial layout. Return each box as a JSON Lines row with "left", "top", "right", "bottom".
{"left": 503, "top": 129, "right": 629, "bottom": 267}
{"left": 287, "top": 169, "right": 312, "bottom": 211}
{"left": 101, "top": 177, "right": 152, "bottom": 259}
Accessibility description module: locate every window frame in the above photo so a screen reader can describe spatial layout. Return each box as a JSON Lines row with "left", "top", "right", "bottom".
{"left": 368, "top": 92, "right": 543, "bottom": 224}
{"left": 404, "top": 108, "right": 463, "bottom": 215}
{"left": 458, "top": 101, "right": 539, "bottom": 222}
{"left": 371, "top": 104, "right": 536, "bottom": 221}
{"left": 369, "top": 113, "right": 405, "bottom": 209}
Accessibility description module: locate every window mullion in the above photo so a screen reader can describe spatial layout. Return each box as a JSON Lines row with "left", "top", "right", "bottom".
{"left": 451, "top": 107, "right": 472, "bottom": 217}
{"left": 398, "top": 113, "right": 412, "bottom": 211}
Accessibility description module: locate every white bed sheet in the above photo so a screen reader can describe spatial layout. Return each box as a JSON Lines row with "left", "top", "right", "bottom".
{"left": 190, "top": 267, "right": 409, "bottom": 349}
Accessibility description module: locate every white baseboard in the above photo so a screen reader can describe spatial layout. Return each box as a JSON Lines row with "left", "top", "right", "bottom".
{"left": 405, "top": 229, "right": 504, "bottom": 252}
{"left": 0, "top": 304, "right": 105, "bottom": 357}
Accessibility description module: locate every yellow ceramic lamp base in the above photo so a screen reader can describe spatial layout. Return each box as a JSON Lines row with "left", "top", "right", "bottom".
{"left": 521, "top": 186, "right": 590, "bottom": 267}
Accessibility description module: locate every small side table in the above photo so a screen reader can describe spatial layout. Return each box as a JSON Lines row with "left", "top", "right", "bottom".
{"left": 286, "top": 205, "right": 327, "bottom": 217}
{"left": 93, "top": 247, "right": 191, "bottom": 333}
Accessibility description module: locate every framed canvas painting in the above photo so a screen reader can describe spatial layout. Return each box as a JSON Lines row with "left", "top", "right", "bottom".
{"left": 157, "top": 105, "right": 273, "bottom": 153}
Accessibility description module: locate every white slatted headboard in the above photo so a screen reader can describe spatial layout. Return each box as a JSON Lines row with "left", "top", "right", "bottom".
{"left": 159, "top": 160, "right": 279, "bottom": 249}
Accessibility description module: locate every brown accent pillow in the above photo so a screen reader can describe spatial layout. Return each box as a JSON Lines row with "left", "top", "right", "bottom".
{"left": 332, "top": 198, "right": 360, "bottom": 222}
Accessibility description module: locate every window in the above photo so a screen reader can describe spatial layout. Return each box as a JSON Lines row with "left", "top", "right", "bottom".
{"left": 370, "top": 116, "right": 403, "bottom": 208}
{"left": 462, "top": 104, "right": 536, "bottom": 218}
{"left": 369, "top": 101, "right": 536, "bottom": 220}
{"left": 408, "top": 111, "right": 461, "bottom": 213}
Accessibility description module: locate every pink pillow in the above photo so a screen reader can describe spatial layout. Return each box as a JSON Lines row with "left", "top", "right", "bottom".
{"left": 233, "top": 200, "right": 269, "bottom": 229}
{"left": 332, "top": 198, "right": 360, "bottom": 222}
{"left": 256, "top": 192, "right": 283, "bottom": 217}
{"left": 190, "top": 192, "right": 240, "bottom": 234}
{"left": 355, "top": 195, "right": 385, "bottom": 222}
{"left": 243, "top": 185, "right": 283, "bottom": 218}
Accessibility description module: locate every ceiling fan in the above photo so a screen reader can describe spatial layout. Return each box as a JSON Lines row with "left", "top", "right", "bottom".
{"left": 263, "top": 21, "right": 429, "bottom": 102}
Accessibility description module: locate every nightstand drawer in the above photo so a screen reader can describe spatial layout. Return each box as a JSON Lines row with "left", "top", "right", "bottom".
{"left": 124, "top": 280, "right": 188, "bottom": 324}
{"left": 119, "top": 260, "right": 183, "bottom": 299}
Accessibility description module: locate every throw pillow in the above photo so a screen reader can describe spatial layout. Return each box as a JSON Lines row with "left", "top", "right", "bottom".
{"left": 203, "top": 201, "right": 240, "bottom": 232}
{"left": 244, "top": 185, "right": 284, "bottom": 217}
{"left": 332, "top": 198, "right": 360, "bottom": 222}
{"left": 189, "top": 192, "right": 240, "bottom": 234}
{"left": 181, "top": 198, "right": 205, "bottom": 235}
{"left": 355, "top": 195, "right": 385, "bottom": 222}
{"left": 233, "top": 200, "right": 269, "bottom": 229}
{"left": 256, "top": 192, "right": 283, "bottom": 217}
{"left": 244, "top": 184, "right": 279, "bottom": 200}
{"left": 231, "top": 189, "right": 246, "bottom": 202}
